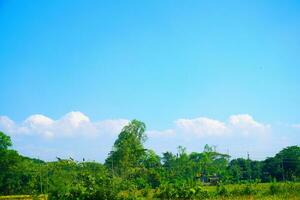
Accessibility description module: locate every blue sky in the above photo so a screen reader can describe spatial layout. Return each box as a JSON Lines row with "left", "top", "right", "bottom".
{"left": 0, "top": 0, "right": 300, "bottom": 161}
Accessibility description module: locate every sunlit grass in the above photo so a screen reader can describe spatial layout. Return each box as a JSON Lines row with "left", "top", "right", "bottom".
{"left": 0, "top": 195, "right": 47, "bottom": 200}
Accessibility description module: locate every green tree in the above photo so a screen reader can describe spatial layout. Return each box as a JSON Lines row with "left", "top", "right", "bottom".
{"left": 105, "top": 120, "right": 147, "bottom": 177}
{"left": 0, "top": 131, "right": 12, "bottom": 150}
{"left": 262, "top": 157, "right": 282, "bottom": 181}
{"left": 275, "top": 146, "right": 300, "bottom": 181}
{"left": 143, "top": 149, "right": 161, "bottom": 169}
{"left": 262, "top": 146, "right": 300, "bottom": 182}
{"left": 228, "top": 158, "right": 252, "bottom": 182}
{"left": 202, "top": 146, "right": 229, "bottom": 182}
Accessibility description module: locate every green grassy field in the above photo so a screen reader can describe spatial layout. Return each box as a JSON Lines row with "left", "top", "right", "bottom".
{"left": 117, "top": 182, "right": 300, "bottom": 199}
{"left": 1, "top": 183, "right": 299, "bottom": 200}
{"left": 203, "top": 182, "right": 300, "bottom": 200}
{"left": 0, "top": 195, "right": 47, "bottom": 200}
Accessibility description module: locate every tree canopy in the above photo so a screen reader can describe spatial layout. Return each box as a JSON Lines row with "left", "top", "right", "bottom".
{"left": 0, "top": 131, "right": 12, "bottom": 150}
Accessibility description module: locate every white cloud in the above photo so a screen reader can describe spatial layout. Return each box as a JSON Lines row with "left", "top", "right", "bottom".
{"left": 24, "top": 114, "right": 54, "bottom": 127}
{"left": 0, "top": 113, "right": 270, "bottom": 139}
{"left": 146, "top": 129, "right": 176, "bottom": 137}
{"left": 59, "top": 111, "right": 90, "bottom": 128}
{"left": 96, "top": 119, "right": 130, "bottom": 135}
{"left": 22, "top": 114, "right": 54, "bottom": 137}
{"left": 174, "top": 114, "right": 270, "bottom": 138}
{"left": 0, "top": 116, "right": 15, "bottom": 131}
{"left": 176, "top": 117, "right": 229, "bottom": 137}
{"left": 0, "top": 113, "right": 294, "bottom": 161}
{"left": 0, "top": 111, "right": 129, "bottom": 139}
{"left": 228, "top": 114, "right": 270, "bottom": 136}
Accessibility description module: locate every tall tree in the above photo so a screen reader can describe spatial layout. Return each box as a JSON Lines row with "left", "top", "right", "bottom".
{"left": 105, "top": 120, "right": 147, "bottom": 177}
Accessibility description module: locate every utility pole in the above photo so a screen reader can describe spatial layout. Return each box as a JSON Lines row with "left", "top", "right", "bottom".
{"left": 247, "top": 152, "right": 251, "bottom": 181}
{"left": 226, "top": 149, "right": 230, "bottom": 163}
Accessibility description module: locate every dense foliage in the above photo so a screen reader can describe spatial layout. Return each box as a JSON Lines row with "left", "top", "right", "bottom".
{"left": 0, "top": 122, "right": 299, "bottom": 199}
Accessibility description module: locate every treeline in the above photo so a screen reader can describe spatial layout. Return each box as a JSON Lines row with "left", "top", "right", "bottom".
{"left": 0, "top": 120, "right": 300, "bottom": 199}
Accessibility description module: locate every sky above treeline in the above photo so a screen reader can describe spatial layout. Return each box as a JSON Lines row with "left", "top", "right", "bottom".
{"left": 0, "top": 0, "right": 300, "bottom": 162}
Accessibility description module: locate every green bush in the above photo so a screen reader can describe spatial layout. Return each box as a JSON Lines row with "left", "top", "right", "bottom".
{"left": 216, "top": 184, "right": 228, "bottom": 196}
{"left": 155, "top": 181, "right": 209, "bottom": 199}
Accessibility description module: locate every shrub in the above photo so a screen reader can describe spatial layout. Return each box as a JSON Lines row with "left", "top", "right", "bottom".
{"left": 155, "top": 181, "right": 209, "bottom": 199}
{"left": 216, "top": 184, "right": 228, "bottom": 196}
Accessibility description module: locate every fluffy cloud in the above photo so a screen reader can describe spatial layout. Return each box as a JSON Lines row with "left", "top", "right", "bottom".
{"left": 0, "top": 113, "right": 270, "bottom": 139}
{"left": 176, "top": 117, "right": 229, "bottom": 137}
{"left": 0, "top": 111, "right": 129, "bottom": 139}
{"left": 0, "top": 113, "right": 292, "bottom": 161}
{"left": 0, "top": 116, "right": 15, "bottom": 131}
{"left": 95, "top": 119, "right": 131, "bottom": 135}
{"left": 151, "top": 114, "right": 270, "bottom": 138}
{"left": 228, "top": 114, "right": 270, "bottom": 136}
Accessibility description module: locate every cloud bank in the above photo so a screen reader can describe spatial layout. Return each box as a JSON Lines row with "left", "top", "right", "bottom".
{"left": 0, "top": 111, "right": 129, "bottom": 139}
{"left": 148, "top": 114, "right": 270, "bottom": 138}
{"left": 0, "top": 113, "right": 271, "bottom": 140}
{"left": 0, "top": 112, "right": 295, "bottom": 161}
